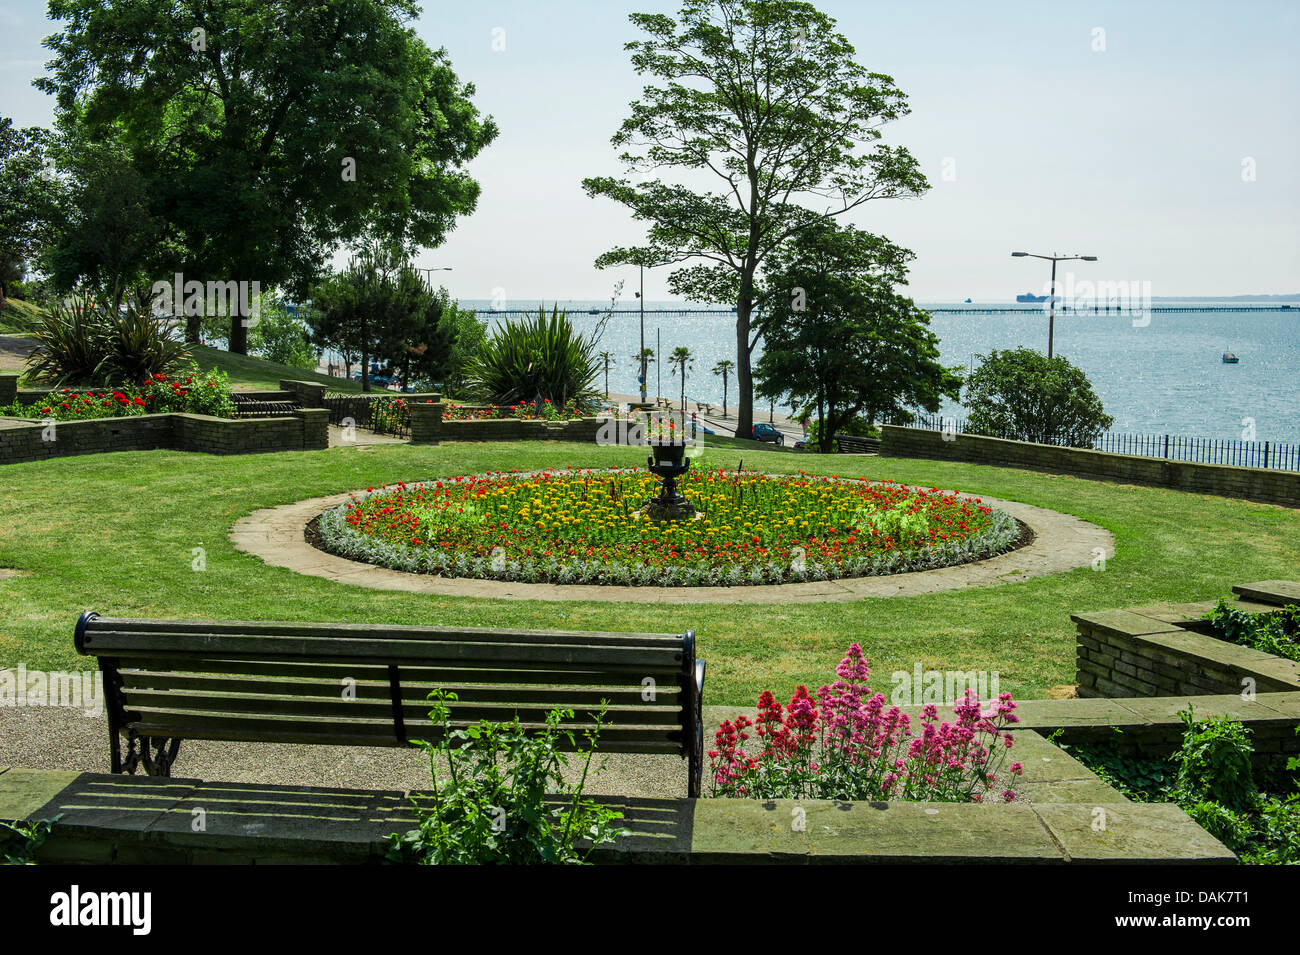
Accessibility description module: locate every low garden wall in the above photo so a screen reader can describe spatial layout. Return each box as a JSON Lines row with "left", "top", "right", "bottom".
{"left": 409, "top": 402, "right": 606, "bottom": 444}
{"left": 880, "top": 425, "right": 1300, "bottom": 507}
{"left": 1072, "top": 581, "right": 1300, "bottom": 702}
{"left": 0, "top": 408, "right": 328, "bottom": 465}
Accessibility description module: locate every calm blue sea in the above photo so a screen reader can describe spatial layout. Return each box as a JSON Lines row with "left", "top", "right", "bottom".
{"left": 463, "top": 300, "right": 1300, "bottom": 444}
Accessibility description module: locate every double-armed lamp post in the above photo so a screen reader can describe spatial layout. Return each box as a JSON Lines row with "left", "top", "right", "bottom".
{"left": 1011, "top": 252, "right": 1097, "bottom": 358}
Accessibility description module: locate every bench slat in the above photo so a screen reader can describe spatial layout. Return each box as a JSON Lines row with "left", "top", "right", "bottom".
{"left": 83, "top": 630, "right": 685, "bottom": 669}
{"left": 85, "top": 617, "right": 684, "bottom": 647}
{"left": 114, "top": 657, "right": 673, "bottom": 686}
{"left": 120, "top": 689, "right": 683, "bottom": 726}
{"left": 118, "top": 671, "right": 681, "bottom": 707}
{"left": 126, "top": 713, "right": 685, "bottom": 750}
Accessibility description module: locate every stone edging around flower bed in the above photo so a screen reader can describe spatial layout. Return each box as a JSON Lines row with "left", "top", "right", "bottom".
{"left": 230, "top": 484, "right": 1114, "bottom": 604}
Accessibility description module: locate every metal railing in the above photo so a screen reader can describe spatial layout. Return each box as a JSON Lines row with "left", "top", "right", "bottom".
{"left": 231, "top": 395, "right": 299, "bottom": 419}
{"left": 323, "top": 394, "right": 412, "bottom": 438}
{"left": 900, "top": 412, "right": 1300, "bottom": 472}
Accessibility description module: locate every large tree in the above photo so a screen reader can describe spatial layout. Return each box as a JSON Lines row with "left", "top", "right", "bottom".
{"left": 41, "top": 135, "right": 170, "bottom": 315}
{"left": 309, "top": 243, "right": 444, "bottom": 392}
{"left": 38, "top": 0, "right": 497, "bottom": 352}
{"left": 584, "top": 0, "right": 926, "bottom": 436}
{"left": 755, "top": 223, "right": 960, "bottom": 453}
{"left": 963, "top": 349, "right": 1114, "bottom": 447}
{"left": 0, "top": 118, "right": 59, "bottom": 304}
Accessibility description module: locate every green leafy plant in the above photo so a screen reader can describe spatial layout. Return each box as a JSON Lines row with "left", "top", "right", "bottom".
{"left": 1174, "top": 706, "right": 1256, "bottom": 811}
{"left": 1206, "top": 597, "right": 1300, "bottom": 662}
{"left": 386, "top": 691, "right": 628, "bottom": 865}
{"left": 963, "top": 348, "right": 1113, "bottom": 447}
{"left": 466, "top": 305, "right": 601, "bottom": 411}
{"left": 1066, "top": 713, "right": 1300, "bottom": 864}
{"left": 1, "top": 817, "right": 58, "bottom": 865}
{"left": 24, "top": 293, "right": 189, "bottom": 386}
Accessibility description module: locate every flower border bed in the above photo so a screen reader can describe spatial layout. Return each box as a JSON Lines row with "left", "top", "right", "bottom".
{"left": 311, "top": 469, "right": 1023, "bottom": 588}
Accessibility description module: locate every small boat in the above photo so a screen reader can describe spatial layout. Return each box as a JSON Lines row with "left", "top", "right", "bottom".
{"left": 1222, "top": 351, "right": 1240, "bottom": 363}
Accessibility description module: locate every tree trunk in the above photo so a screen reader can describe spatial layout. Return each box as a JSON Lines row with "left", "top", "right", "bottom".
{"left": 723, "top": 374, "right": 728, "bottom": 417}
{"left": 360, "top": 314, "right": 371, "bottom": 392}
{"left": 186, "top": 314, "right": 201, "bottom": 345}
{"left": 735, "top": 294, "right": 753, "bottom": 438}
{"left": 229, "top": 315, "right": 248, "bottom": 355}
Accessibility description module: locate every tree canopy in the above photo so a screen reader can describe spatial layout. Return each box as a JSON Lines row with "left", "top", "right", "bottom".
{"left": 38, "top": 0, "right": 497, "bottom": 351}
{"left": 755, "top": 223, "right": 960, "bottom": 452}
{"left": 584, "top": 0, "right": 926, "bottom": 435}
{"left": 963, "top": 348, "right": 1114, "bottom": 447}
{"left": 0, "top": 118, "right": 59, "bottom": 303}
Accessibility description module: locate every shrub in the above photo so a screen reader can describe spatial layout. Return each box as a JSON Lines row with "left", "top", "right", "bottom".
{"left": 0, "top": 365, "right": 235, "bottom": 421}
{"left": 385, "top": 691, "right": 627, "bottom": 865}
{"left": 24, "top": 294, "right": 189, "bottom": 386}
{"left": 1174, "top": 707, "right": 1256, "bottom": 811}
{"left": 709, "top": 643, "right": 1022, "bottom": 802}
{"left": 1065, "top": 713, "right": 1300, "bottom": 865}
{"left": 1206, "top": 597, "right": 1300, "bottom": 662}
{"left": 963, "top": 348, "right": 1113, "bottom": 446}
{"left": 467, "top": 305, "right": 601, "bottom": 410}
{"left": 250, "top": 300, "right": 317, "bottom": 370}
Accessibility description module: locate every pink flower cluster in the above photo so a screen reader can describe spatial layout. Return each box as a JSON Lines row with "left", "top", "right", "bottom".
{"left": 709, "top": 643, "right": 1023, "bottom": 803}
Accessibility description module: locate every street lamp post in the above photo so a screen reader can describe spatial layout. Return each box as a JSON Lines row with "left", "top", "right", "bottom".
{"left": 419, "top": 266, "right": 453, "bottom": 289}
{"left": 1011, "top": 252, "right": 1097, "bottom": 358}
{"left": 636, "top": 265, "right": 646, "bottom": 404}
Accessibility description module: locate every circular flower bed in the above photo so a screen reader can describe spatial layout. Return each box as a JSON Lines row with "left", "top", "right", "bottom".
{"left": 313, "top": 469, "right": 1021, "bottom": 588}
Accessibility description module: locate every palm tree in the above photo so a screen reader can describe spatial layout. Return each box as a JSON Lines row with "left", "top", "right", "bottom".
{"left": 670, "top": 346, "right": 694, "bottom": 412}
{"left": 598, "top": 350, "right": 615, "bottom": 397}
{"left": 712, "top": 359, "right": 735, "bottom": 417}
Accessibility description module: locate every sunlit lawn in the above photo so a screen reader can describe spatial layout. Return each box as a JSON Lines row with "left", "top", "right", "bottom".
{"left": 2, "top": 440, "right": 1297, "bottom": 705}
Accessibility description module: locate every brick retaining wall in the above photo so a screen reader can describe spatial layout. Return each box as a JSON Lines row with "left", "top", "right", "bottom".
{"left": 0, "top": 408, "right": 329, "bottom": 465}
{"left": 409, "top": 402, "right": 606, "bottom": 444}
{"left": 880, "top": 425, "right": 1300, "bottom": 507}
{"left": 1072, "top": 582, "right": 1300, "bottom": 701}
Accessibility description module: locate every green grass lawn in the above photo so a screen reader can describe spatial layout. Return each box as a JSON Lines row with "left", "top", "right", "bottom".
{"left": 0, "top": 297, "right": 46, "bottom": 335}
{"left": 1, "top": 441, "right": 1297, "bottom": 706}
{"left": 190, "top": 345, "right": 364, "bottom": 393}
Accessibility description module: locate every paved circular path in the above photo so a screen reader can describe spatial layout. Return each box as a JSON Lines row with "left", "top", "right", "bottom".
{"left": 231, "top": 480, "right": 1113, "bottom": 604}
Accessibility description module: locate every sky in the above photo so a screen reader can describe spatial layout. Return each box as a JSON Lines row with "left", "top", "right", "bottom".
{"left": 1, "top": 0, "right": 1297, "bottom": 303}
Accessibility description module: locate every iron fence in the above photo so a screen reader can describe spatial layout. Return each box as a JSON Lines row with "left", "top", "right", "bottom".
{"left": 323, "top": 394, "right": 411, "bottom": 438}
{"left": 899, "top": 412, "right": 1300, "bottom": 472}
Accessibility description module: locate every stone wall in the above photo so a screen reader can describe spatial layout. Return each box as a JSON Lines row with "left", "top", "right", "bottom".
{"left": 409, "top": 403, "right": 607, "bottom": 445}
{"left": 0, "top": 409, "right": 329, "bottom": 465}
{"left": 278, "top": 379, "right": 326, "bottom": 408}
{"left": 880, "top": 425, "right": 1300, "bottom": 507}
{"left": 1072, "top": 583, "right": 1300, "bottom": 700}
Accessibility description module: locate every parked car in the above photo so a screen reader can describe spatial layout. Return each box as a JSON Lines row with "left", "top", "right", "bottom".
{"left": 752, "top": 423, "right": 784, "bottom": 446}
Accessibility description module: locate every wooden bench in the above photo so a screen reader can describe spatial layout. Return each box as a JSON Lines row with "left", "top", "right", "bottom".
{"left": 833, "top": 433, "right": 881, "bottom": 454}
{"left": 75, "top": 613, "right": 707, "bottom": 796}
{"left": 695, "top": 402, "right": 712, "bottom": 415}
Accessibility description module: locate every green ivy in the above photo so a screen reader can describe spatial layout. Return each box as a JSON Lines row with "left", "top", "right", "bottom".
{"left": 1206, "top": 596, "right": 1300, "bottom": 662}
{"left": 385, "top": 691, "right": 629, "bottom": 865}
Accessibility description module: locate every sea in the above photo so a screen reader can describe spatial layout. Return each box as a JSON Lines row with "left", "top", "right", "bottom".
{"left": 461, "top": 299, "right": 1300, "bottom": 444}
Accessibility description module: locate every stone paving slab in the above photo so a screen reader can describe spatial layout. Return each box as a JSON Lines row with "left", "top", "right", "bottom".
{"left": 230, "top": 483, "right": 1114, "bottom": 605}
{"left": 1034, "top": 802, "right": 1236, "bottom": 863}
{"left": 1233, "top": 580, "right": 1300, "bottom": 606}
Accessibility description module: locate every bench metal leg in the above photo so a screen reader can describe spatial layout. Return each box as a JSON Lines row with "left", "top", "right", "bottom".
{"left": 121, "top": 733, "right": 182, "bottom": 777}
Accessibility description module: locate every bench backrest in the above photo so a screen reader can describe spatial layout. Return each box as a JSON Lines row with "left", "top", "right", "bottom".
{"left": 834, "top": 433, "right": 881, "bottom": 453}
{"left": 76, "top": 614, "right": 702, "bottom": 759}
